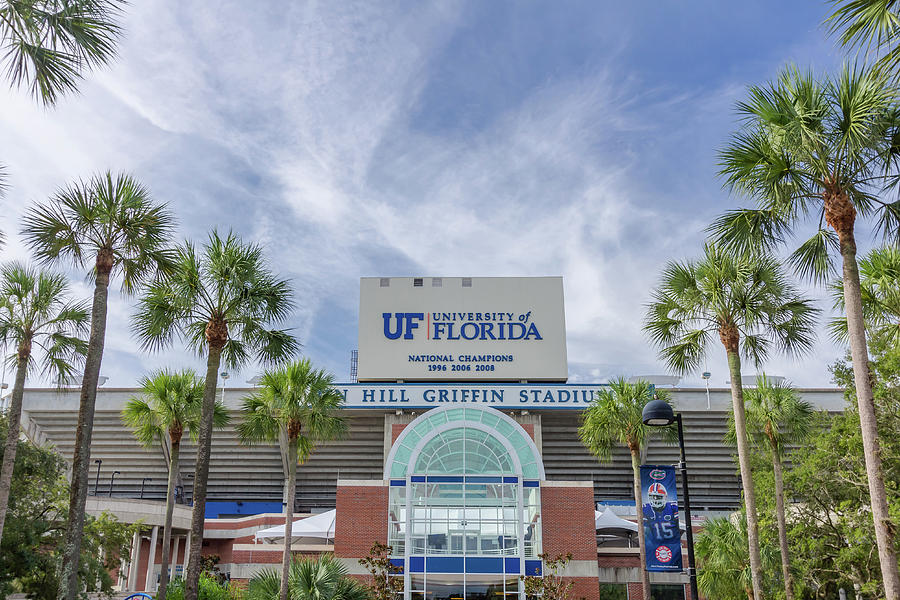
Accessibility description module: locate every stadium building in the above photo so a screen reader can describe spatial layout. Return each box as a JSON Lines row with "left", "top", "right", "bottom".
{"left": 17, "top": 277, "right": 843, "bottom": 598}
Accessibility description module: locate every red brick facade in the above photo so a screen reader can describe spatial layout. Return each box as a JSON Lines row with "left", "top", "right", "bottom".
{"left": 520, "top": 423, "right": 535, "bottom": 441}
{"left": 569, "top": 577, "right": 601, "bottom": 600}
{"left": 540, "top": 485, "right": 597, "bottom": 560}
{"left": 335, "top": 483, "right": 389, "bottom": 557}
{"left": 392, "top": 423, "right": 407, "bottom": 445}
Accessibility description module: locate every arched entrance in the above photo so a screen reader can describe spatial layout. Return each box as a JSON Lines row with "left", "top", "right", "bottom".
{"left": 384, "top": 406, "right": 546, "bottom": 600}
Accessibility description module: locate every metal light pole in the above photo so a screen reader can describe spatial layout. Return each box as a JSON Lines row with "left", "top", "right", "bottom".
{"left": 220, "top": 371, "right": 229, "bottom": 403}
{"left": 701, "top": 371, "right": 711, "bottom": 410}
{"left": 108, "top": 470, "right": 121, "bottom": 497}
{"left": 140, "top": 477, "right": 153, "bottom": 499}
{"left": 643, "top": 398, "right": 700, "bottom": 600}
{"left": 93, "top": 459, "right": 102, "bottom": 495}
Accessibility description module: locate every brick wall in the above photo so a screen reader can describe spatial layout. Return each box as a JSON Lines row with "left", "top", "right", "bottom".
{"left": 520, "top": 423, "right": 535, "bottom": 441}
{"left": 335, "top": 482, "right": 389, "bottom": 558}
{"left": 391, "top": 424, "right": 407, "bottom": 445}
{"left": 540, "top": 485, "right": 597, "bottom": 560}
{"left": 569, "top": 576, "right": 600, "bottom": 600}
{"left": 598, "top": 554, "right": 641, "bottom": 568}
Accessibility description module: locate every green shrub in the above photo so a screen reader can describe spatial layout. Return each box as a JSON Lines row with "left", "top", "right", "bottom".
{"left": 160, "top": 574, "right": 239, "bottom": 600}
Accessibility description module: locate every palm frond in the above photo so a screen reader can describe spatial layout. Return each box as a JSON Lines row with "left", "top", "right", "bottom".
{"left": 580, "top": 379, "right": 676, "bottom": 463}
{"left": 1, "top": 0, "right": 125, "bottom": 105}
{"left": 707, "top": 209, "right": 792, "bottom": 257}
{"left": 21, "top": 172, "right": 176, "bottom": 290}
{"left": 132, "top": 229, "right": 297, "bottom": 369}
{"left": 826, "top": 0, "right": 900, "bottom": 79}
{"left": 0, "top": 262, "right": 88, "bottom": 381}
{"left": 788, "top": 228, "right": 839, "bottom": 284}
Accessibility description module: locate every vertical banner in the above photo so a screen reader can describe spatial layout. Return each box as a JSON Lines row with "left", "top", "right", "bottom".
{"left": 640, "top": 465, "right": 683, "bottom": 572}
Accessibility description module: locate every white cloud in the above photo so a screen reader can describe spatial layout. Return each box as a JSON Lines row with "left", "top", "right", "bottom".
{"left": 0, "top": 0, "right": 847, "bottom": 388}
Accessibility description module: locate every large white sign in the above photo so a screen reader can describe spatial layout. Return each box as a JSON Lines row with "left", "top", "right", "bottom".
{"left": 336, "top": 383, "right": 605, "bottom": 409}
{"left": 357, "top": 277, "right": 567, "bottom": 382}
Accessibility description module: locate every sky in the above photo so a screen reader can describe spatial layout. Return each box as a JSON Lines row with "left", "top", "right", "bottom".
{"left": 0, "top": 0, "right": 867, "bottom": 390}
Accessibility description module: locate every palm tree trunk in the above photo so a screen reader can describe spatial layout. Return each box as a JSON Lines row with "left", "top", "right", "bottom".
{"left": 60, "top": 259, "right": 111, "bottom": 600}
{"left": 630, "top": 449, "right": 651, "bottom": 600}
{"left": 770, "top": 445, "right": 793, "bottom": 600}
{"left": 281, "top": 442, "right": 298, "bottom": 600}
{"left": 836, "top": 229, "right": 900, "bottom": 598}
{"left": 725, "top": 349, "right": 764, "bottom": 600}
{"left": 158, "top": 438, "right": 180, "bottom": 600}
{"left": 0, "top": 343, "right": 30, "bottom": 541}
{"left": 184, "top": 342, "right": 224, "bottom": 600}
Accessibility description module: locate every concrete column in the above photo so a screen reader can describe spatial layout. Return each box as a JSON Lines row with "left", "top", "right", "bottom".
{"left": 127, "top": 530, "right": 141, "bottom": 591}
{"left": 144, "top": 525, "right": 159, "bottom": 591}
{"left": 171, "top": 535, "right": 181, "bottom": 581}
{"left": 182, "top": 531, "right": 191, "bottom": 578}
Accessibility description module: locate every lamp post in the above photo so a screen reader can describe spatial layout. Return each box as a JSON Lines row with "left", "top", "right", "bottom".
{"left": 220, "top": 371, "right": 229, "bottom": 403}
{"left": 93, "top": 459, "right": 102, "bottom": 495}
{"left": 642, "top": 398, "right": 699, "bottom": 600}
{"left": 140, "top": 477, "right": 153, "bottom": 499}
{"left": 108, "top": 470, "right": 121, "bottom": 498}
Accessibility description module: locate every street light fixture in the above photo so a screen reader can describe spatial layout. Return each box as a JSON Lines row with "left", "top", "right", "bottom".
{"left": 642, "top": 398, "right": 699, "bottom": 600}
{"left": 140, "top": 477, "right": 153, "bottom": 499}
{"left": 220, "top": 371, "right": 230, "bottom": 403}
{"left": 93, "top": 459, "right": 102, "bottom": 495}
{"left": 108, "top": 470, "right": 121, "bottom": 498}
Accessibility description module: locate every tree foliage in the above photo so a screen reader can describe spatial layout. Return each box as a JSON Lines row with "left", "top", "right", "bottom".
{"left": 237, "top": 358, "right": 346, "bottom": 461}
{"left": 0, "top": 415, "right": 136, "bottom": 599}
{"left": 0, "top": 0, "right": 126, "bottom": 105}
{"left": 123, "top": 368, "right": 228, "bottom": 449}
{"left": 695, "top": 514, "right": 780, "bottom": 600}
{"left": 830, "top": 245, "right": 900, "bottom": 346}
{"left": 781, "top": 339, "right": 900, "bottom": 599}
{"left": 522, "top": 552, "right": 574, "bottom": 600}
{"left": 359, "top": 542, "right": 403, "bottom": 600}
{"left": 644, "top": 243, "right": 819, "bottom": 374}
{"left": 246, "top": 554, "right": 368, "bottom": 600}
{"left": 712, "top": 64, "right": 900, "bottom": 280}
{"left": 579, "top": 379, "right": 677, "bottom": 460}
{"left": 827, "top": 0, "right": 900, "bottom": 80}
{"left": 131, "top": 229, "right": 297, "bottom": 368}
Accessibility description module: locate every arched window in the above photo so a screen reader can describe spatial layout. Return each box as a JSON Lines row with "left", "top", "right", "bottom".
{"left": 385, "top": 406, "right": 544, "bottom": 480}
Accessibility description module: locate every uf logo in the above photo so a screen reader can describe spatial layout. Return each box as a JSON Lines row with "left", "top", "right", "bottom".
{"left": 382, "top": 312, "right": 425, "bottom": 340}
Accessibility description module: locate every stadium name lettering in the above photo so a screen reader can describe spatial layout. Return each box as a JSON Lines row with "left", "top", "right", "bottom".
{"left": 339, "top": 385, "right": 602, "bottom": 409}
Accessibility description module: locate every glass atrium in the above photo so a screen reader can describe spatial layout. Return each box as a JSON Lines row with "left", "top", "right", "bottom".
{"left": 385, "top": 406, "right": 545, "bottom": 600}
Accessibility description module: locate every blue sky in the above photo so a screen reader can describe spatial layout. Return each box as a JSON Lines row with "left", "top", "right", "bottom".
{"left": 0, "top": 1, "right": 861, "bottom": 389}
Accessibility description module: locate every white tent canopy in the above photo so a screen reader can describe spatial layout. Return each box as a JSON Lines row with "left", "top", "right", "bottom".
{"left": 255, "top": 509, "right": 336, "bottom": 543}
{"left": 594, "top": 507, "right": 638, "bottom": 537}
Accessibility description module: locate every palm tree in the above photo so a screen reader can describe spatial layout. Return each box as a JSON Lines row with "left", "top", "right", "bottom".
{"left": 238, "top": 359, "right": 347, "bottom": 600}
{"left": 122, "top": 369, "right": 228, "bottom": 600}
{"left": 579, "top": 379, "right": 676, "bottom": 600}
{"left": 695, "top": 516, "right": 778, "bottom": 600}
{"left": 726, "top": 376, "right": 815, "bottom": 600}
{"left": 711, "top": 64, "right": 900, "bottom": 597}
{"left": 0, "top": 0, "right": 125, "bottom": 105}
{"left": 247, "top": 554, "right": 369, "bottom": 600}
{"left": 830, "top": 245, "right": 900, "bottom": 347}
{"left": 0, "top": 263, "right": 88, "bottom": 542}
{"left": 20, "top": 172, "right": 175, "bottom": 600}
{"left": 827, "top": 1, "right": 900, "bottom": 79}
{"left": 644, "top": 243, "right": 818, "bottom": 600}
{"left": 132, "top": 229, "right": 297, "bottom": 600}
